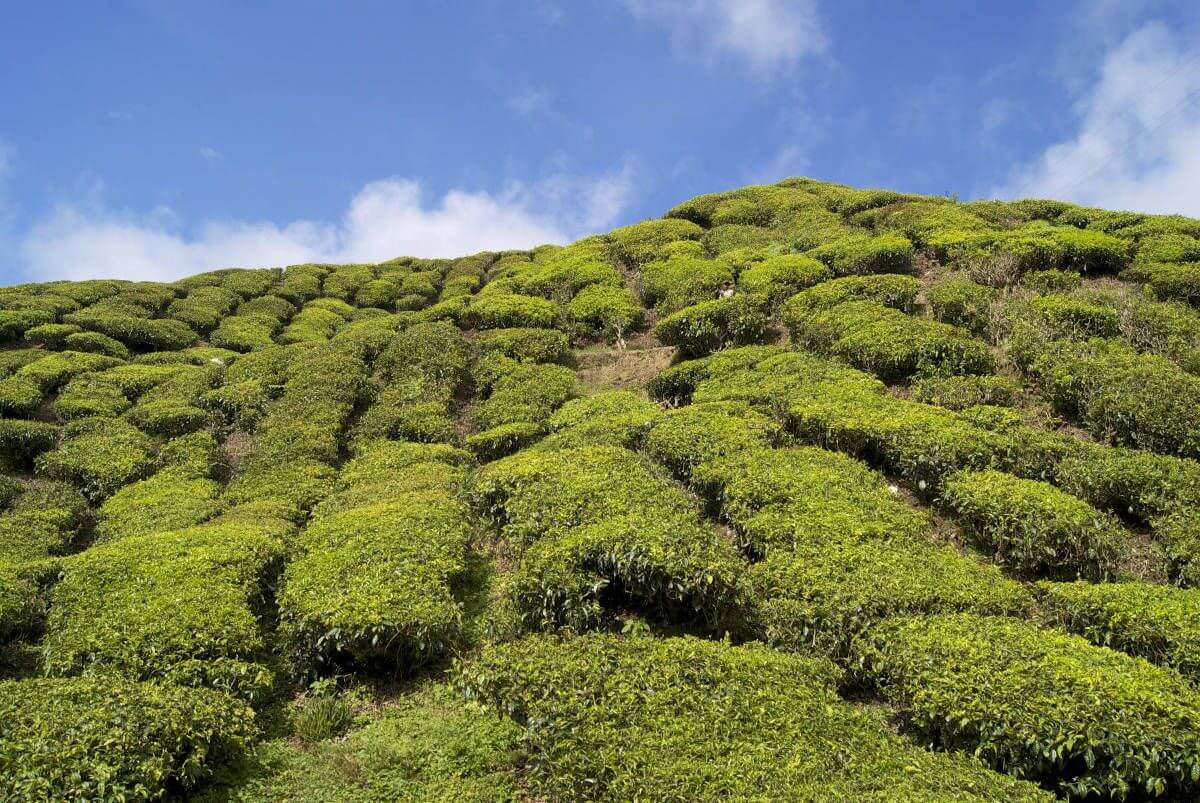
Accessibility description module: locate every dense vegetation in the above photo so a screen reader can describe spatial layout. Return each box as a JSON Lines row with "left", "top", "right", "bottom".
{"left": 1, "top": 177, "right": 1199, "bottom": 800}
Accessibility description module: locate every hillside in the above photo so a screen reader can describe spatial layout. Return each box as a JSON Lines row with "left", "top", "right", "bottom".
{"left": 2, "top": 177, "right": 1200, "bottom": 800}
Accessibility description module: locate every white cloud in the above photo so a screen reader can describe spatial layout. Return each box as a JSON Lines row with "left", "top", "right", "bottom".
{"left": 624, "top": 0, "right": 827, "bottom": 74}
{"left": 198, "top": 146, "right": 222, "bottom": 162}
{"left": 508, "top": 88, "right": 551, "bottom": 116}
{"left": 18, "top": 168, "right": 635, "bottom": 282}
{"left": 998, "top": 22, "right": 1200, "bottom": 215}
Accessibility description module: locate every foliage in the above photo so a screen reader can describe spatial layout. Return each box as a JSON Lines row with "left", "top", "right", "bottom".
{"left": 653, "top": 295, "right": 770, "bottom": 357}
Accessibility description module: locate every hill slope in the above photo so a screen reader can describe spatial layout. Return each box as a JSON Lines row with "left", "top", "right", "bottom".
{"left": 2, "top": 178, "right": 1200, "bottom": 800}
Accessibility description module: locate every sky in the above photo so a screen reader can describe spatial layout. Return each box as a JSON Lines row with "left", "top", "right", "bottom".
{"left": 1, "top": 0, "right": 1198, "bottom": 284}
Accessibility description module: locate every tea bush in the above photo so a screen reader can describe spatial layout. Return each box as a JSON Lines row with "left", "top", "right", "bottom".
{"left": 653, "top": 295, "right": 770, "bottom": 357}
{"left": 858, "top": 613, "right": 1200, "bottom": 799}
{"left": 941, "top": 469, "right": 1127, "bottom": 579}
{"left": 643, "top": 401, "right": 781, "bottom": 482}
{"left": 566, "top": 284, "right": 644, "bottom": 341}
{"left": 606, "top": 218, "right": 703, "bottom": 265}
{"left": 911, "top": 373, "right": 1020, "bottom": 410}
{"left": 538, "top": 390, "right": 663, "bottom": 451}
{"left": 42, "top": 512, "right": 291, "bottom": 698}
{"left": 36, "top": 416, "right": 155, "bottom": 500}
{"left": 472, "top": 326, "right": 571, "bottom": 364}
{"left": 736, "top": 253, "right": 831, "bottom": 306}
{"left": 0, "top": 479, "right": 87, "bottom": 563}
{"left": 926, "top": 276, "right": 999, "bottom": 333}
{"left": 806, "top": 232, "right": 914, "bottom": 275}
{"left": 458, "top": 634, "right": 1050, "bottom": 801}
{"left": 789, "top": 300, "right": 995, "bottom": 380}
{"left": 1122, "top": 262, "right": 1200, "bottom": 304}
{"left": 639, "top": 256, "right": 733, "bottom": 313}
{"left": 462, "top": 292, "right": 558, "bottom": 330}
{"left": 1036, "top": 580, "right": 1200, "bottom": 681}
{"left": 0, "top": 676, "right": 256, "bottom": 801}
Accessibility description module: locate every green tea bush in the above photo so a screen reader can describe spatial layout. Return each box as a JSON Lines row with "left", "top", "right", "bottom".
{"left": 736, "top": 253, "right": 831, "bottom": 307}
{"left": 0, "top": 376, "right": 41, "bottom": 416}
{"left": 780, "top": 273, "right": 921, "bottom": 316}
{"left": 35, "top": 416, "right": 154, "bottom": 500}
{"left": 639, "top": 256, "right": 733, "bottom": 313}
{"left": 858, "top": 613, "right": 1200, "bottom": 799}
{"left": 0, "top": 562, "right": 39, "bottom": 641}
{"left": 789, "top": 300, "right": 995, "bottom": 380}
{"left": 466, "top": 422, "right": 545, "bottom": 461}
{"left": 1027, "top": 338, "right": 1200, "bottom": 457}
{"left": 471, "top": 446, "right": 744, "bottom": 630}
{"left": 691, "top": 446, "right": 929, "bottom": 554}
{"left": 1156, "top": 509, "right": 1200, "bottom": 588}
{"left": 653, "top": 295, "right": 770, "bottom": 357}
{"left": 0, "top": 309, "right": 55, "bottom": 340}
{"left": 354, "top": 374, "right": 457, "bottom": 445}
{"left": 377, "top": 320, "right": 470, "bottom": 387}
{"left": 606, "top": 218, "right": 703, "bottom": 265}
{"left": 752, "top": 538, "right": 1033, "bottom": 659}
{"left": 63, "top": 311, "right": 197, "bottom": 351}
{"left": 911, "top": 373, "right": 1020, "bottom": 410}
{"left": 16, "top": 350, "right": 122, "bottom": 392}
{"left": 458, "top": 634, "right": 1051, "bottom": 801}
{"left": 806, "top": 232, "right": 914, "bottom": 276}
{"left": 702, "top": 223, "right": 784, "bottom": 255}
{"left": 643, "top": 401, "right": 781, "bottom": 482}
{"left": 167, "top": 286, "right": 241, "bottom": 333}
{"left": 0, "top": 479, "right": 86, "bottom": 563}
{"left": 1135, "top": 234, "right": 1200, "bottom": 264}
{"left": 42, "top": 512, "right": 290, "bottom": 698}
{"left": 1120, "top": 262, "right": 1200, "bottom": 304}
{"left": 539, "top": 390, "right": 662, "bottom": 451}
{"left": 210, "top": 314, "right": 280, "bottom": 352}
{"left": 0, "top": 676, "right": 256, "bottom": 801}
{"left": 1031, "top": 293, "right": 1121, "bottom": 338}
{"left": 566, "top": 284, "right": 644, "bottom": 341}
{"left": 94, "top": 461, "right": 221, "bottom": 542}
{"left": 926, "top": 276, "right": 999, "bottom": 334}
{"left": 473, "top": 327, "right": 571, "bottom": 365}
{"left": 280, "top": 491, "right": 473, "bottom": 673}
{"left": 1055, "top": 445, "right": 1200, "bottom": 523}
{"left": 23, "top": 322, "right": 81, "bottom": 349}
{"left": 1021, "top": 268, "right": 1082, "bottom": 293}
{"left": 787, "top": 384, "right": 1069, "bottom": 493}
{"left": 278, "top": 303, "right": 349, "bottom": 344}
{"left": 1036, "top": 580, "right": 1200, "bottom": 681}
{"left": 470, "top": 361, "right": 576, "bottom": 430}
{"left": 941, "top": 469, "right": 1127, "bottom": 579}
{"left": 461, "top": 293, "right": 558, "bottom": 330}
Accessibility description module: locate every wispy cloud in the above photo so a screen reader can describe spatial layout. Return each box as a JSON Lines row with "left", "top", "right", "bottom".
{"left": 997, "top": 22, "right": 1200, "bottom": 215}
{"left": 508, "top": 88, "right": 551, "bottom": 116}
{"left": 198, "top": 146, "right": 222, "bottom": 162}
{"left": 17, "top": 166, "right": 636, "bottom": 282}
{"left": 623, "top": 0, "right": 828, "bottom": 75}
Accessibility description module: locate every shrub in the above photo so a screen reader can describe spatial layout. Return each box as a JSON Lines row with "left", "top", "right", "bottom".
{"left": 94, "top": 469, "right": 221, "bottom": 542}
{"left": 466, "top": 422, "right": 544, "bottom": 462}
{"left": 0, "top": 676, "right": 256, "bottom": 802}
{"left": 643, "top": 401, "right": 780, "bottom": 482}
{"left": 0, "top": 479, "right": 86, "bottom": 563}
{"left": 539, "top": 390, "right": 663, "bottom": 451}
{"left": 62, "top": 330, "right": 130, "bottom": 358}
{"left": 125, "top": 400, "right": 208, "bottom": 436}
{"left": 62, "top": 312, "right": 197, "bottom": 351}
{"left": 1031, "top": 293, "right": 1121, "bottom": 339}
{"left": 639, "top": 256, "right": 733, "bottom": 313}
{"left": 461, "top": 293, "right": 558, "bottom": 330}
{"left": 1120, "top": 262, "right": 1200, "bottom": 304}
{"left": 702, "top": 223, "right": 783, "bottom": 255}
{"left": 1036, "top": 580, "right": 1200, "bottom": 681}
{"left": 0, "top": 377, "right": 41, "bottom": 416}
{"left": 0, "top": 562, "right": 39, "bottom": 642}
{"left": 926, "top": 276, "right": 999, "bottom": 334}
{"left": 473, "top": 327, "right": 571, "bottom": 365}
{"left": 781, "top": 273, "right": 920, "bottom": 316}
{"left": 35, "top": 416, "right": 154, "bottom": 500}
{"left": 566, "top": 284, "right": 644, "bottom": 341}
{"left": 1021, "top": 268, "right": 1082, "bottom": 293}
{"left": 1135, "top": 234, "right": 1200, "bottom": 264}
{"left": 292, "top": 693, "right": 354, "bottom": 743}
{"left": 691, "top": 446, "right": 929, "bottom": 554}
{"left": 751, "top": 538, "right": 1033, "bottom": 660}
{"left": 911, "top": 373, "right": 1020, "bottom": 410}
{"left": 858, "top": 613, "right": 1200, "bottom": 799}
{"left": 941, "top": 469, "right": 1128, "bottom": 579}
{"left": 806, "top": 233, "right": 914, "bottom": 275}
{"left": 471, "top": 361, "right": 576, "bottom": 430}
{"left": 278, "top": 489, "right": 474, "bottom": 674}
{"left": 16, "top": 350, "right": 123, "bottom": 392}
{"left": 210, "top": 314, "right": 279, "bottom": 352}
{"left": 1027, "top": 338, "right": 1200, "bottom": 458}
{"left": 1055, "top": 446, "right": 1200, "bottom": 523}
{"left": 790, "top": 300, "right": 995, "bottom": 380}
{"left": 607, "top": 218, "right": 703, "bottom": 265}
{"left": 376, "top": 320, "right": 470, "bottom": 387}
{"left": 457, "top": 634, "right": 1051, "bottom": 801}
{"left": 736, "top": 254, "right": 831, "bottom": 307}
{"left": 471, "top": 446, "right": 743, "bottom": 631}
{"left": 653, "top": 295, "right": 770, "bottom": 357}
{"left": 354, "top": 375, "right": 457, "bottom": 445}
{"left": 42, "top": 514, "right": 289, "bottom": 699}
{"left": 23, "top": 323, "right": 82, "bottom": 349}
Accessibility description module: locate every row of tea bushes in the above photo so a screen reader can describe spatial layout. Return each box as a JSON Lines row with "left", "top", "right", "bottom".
{"left": 639, "top": 399, "right": 1030, "bottom": 660}
{"left": 857, "top": 613, "right": 1200, "bottom": 799}
{"left": 470, "top": 445, "right": 745, "bottom": 632}
{"left": 457, "top": 634, "right": 1051, "bottom": 801}
{"left": 40, "top": 505, "right": 294, "bottom": 700}
{"left": 465, "top": 351, "right": 577, "bottom": 461}
{"left": 278, "top": 441, "right": 479, "bottom": 675}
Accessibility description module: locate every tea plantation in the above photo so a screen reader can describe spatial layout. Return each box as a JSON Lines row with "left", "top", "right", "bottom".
{"left": 2, "top": 177, "right": 1200, "bottom": 800}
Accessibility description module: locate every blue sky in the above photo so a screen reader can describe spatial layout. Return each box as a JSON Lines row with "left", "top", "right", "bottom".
{"left": 1, "top": 0, "right": 1198, "bottom": 283}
